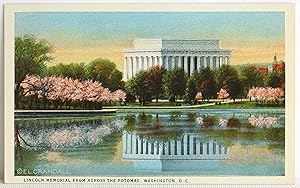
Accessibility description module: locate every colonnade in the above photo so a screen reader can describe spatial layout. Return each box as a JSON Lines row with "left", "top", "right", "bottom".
{"left": 123, "top": 55, "right": 230, "bottom": 80}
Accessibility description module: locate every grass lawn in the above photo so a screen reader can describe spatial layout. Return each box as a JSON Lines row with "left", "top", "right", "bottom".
{"left": 103, "top": 100, "right": 284, "bottom": 109}
{"left": 201, "top": 100, "right": 284, "bottom": 109}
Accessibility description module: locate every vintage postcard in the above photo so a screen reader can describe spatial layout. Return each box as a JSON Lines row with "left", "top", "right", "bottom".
{"left": 4, "top": 3, "right": 295, "bottom": 184}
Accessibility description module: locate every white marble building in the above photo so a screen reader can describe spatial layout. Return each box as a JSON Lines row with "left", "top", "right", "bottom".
{"left": 123, "top": 39, "right": 232, "bottom": 80}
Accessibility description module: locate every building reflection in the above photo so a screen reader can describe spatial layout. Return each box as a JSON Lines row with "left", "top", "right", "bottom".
{"left": 122, "top": 131, "right": 230, "bottom": 171}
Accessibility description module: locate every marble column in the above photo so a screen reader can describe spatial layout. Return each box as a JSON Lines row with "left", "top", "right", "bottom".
{"left": 210, "top": 56, "right": 213, "bottom": 69}
{"left": 204, "top": 56, "right": 207, "bottom": 68}
{"left": 150, "top": 56, "right": 154, "bottom": 67}
{"left": 143, "top": 56, "right": 148, "bottom": 70}
{"left": 197, "top": 56, "right": 201, "bottom": 70}
{"left": 154, "top": 56, "right": 158, "bottom": 66}
{"left": 128, "top": 57, "right": 133, "bottom": 78}
{"left": 171, "top": 56, "right": 176, "bottom": 69}
{"left": 164, "top": 56, "right": 168, "bottom": 70}
{"left": 132, "top": 57, "right": 137, "bottom": 76}
{"left": 138, "top": 56, "right": 143, "bottom": 72}
{"left": 190, "top": 56, "right": 195, "bottom": 76}
{"left": 178, "top": 56, "right": 182, "bottom": 68}
{"left": 123, "top": 56, "right": 128, "bottom": 80}
{"left": 184, "top": 56, "right": 188, "bottom": 74}
{"left": 159, "top": 56, "right": 163, "bottom": 67}
{"left": 216, "top": 56, "right": 220, "bottom": 68}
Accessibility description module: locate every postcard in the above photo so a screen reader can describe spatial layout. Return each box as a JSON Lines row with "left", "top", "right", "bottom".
{"left": 4, "top": 3, "right": 295, "bottom": 184}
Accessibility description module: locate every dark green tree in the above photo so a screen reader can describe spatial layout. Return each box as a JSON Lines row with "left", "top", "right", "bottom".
{"left": 163, "top": 68, "right": 186, "bottom": 102}
{"left": 15, "top": 34, "right": 54, "bottom": 108}
{"left": 240, "top": 66, "right": 265, "bottom": 92}
{"left": 267, "top": 72, "right": 282, "bottom": 88}
{"left": 183, "top": 77, "right": 197, "bottom": 104}
{"left": 195, "top": 68, "right": 217, "bottom": 101}
{"left": 216, "top": 65, "right": 243, "bottom": 102}
{"left": 124, "top": 79, "right": 137, "bottom": 103}
{"left": 132, "top": 71, "right": 152, "bottom": 106}
{"left": 87, "top": 58, "right": 124, "bottom": 91}
{"left": 47, "top": 62, "right": 87, "bottom": 80}
{"left": 146, "top": 65, "right": 166, "bottom": 102}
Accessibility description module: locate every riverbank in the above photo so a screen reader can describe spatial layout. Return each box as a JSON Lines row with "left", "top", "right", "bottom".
{"left": 15, "top": 109, "right": 117, "bottom": 118}
{"left": 103, "top": 100, "right": 284, "bottom": 110}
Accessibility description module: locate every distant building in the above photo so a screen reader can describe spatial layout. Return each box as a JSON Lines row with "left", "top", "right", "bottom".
{"left": 271, "top": 54, "right": 285, "bottom": 73}
{"left": 272, "top": 61, "right": 285, "bottom": 73}
{"left": 256, "top": 67, "right": 269, "bottom": 76}
{"left": 257, "top": 54, "right": 285, "bottom": 76}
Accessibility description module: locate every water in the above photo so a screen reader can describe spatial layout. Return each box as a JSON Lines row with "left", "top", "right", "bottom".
{"left": 14, "top": 109, "right": 285, "bottom": 176}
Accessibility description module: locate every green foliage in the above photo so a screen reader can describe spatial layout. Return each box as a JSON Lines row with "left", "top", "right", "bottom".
{"left": 183, "top": 77, "right": 197, "bottom": 104}
{"left": 87, "top": 58, "right": 124, "bottom": 91}
{"left": 132, "top": 71, "right": 152, "bottom": 106}
{"left": 216, "top": 65, "right": 244, "bottom": 101}
{"left": 163, "top": 68, "right": 186, "bottom": 102}
{"left": 227, "top": 117, "right": 241, "bottom": 128}
{"left": 15, "top": 34, "right": 54, "bottom": 108}
{"left": 124, "top": 79, "right": 136, "bottom": 102}
{"left": 267, "top": 72, "right": 282, "bottom": 88}
{"left": 264, "top": 127, "right": 285, "bottom": 142}
{"left": 193, "top": 68, "right": 217, "bottom": 101}
{"left": 47, "top": 62, "right": 87, "bottom": 80}
{"left": 240, "top": 65, "right": 265, "bottom": 92}
{"left": 186, "top": 112, "right": 197, "bottom": 122}
{"left": 146, "top": 66, "right": 166, "bottom": 102}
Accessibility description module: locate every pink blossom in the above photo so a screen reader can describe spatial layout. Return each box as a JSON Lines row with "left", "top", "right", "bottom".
{"left": 217, "top": 88, "right": 230, "bottom": 100}
{"left": 195, "top": 92, "right": 203, "bottom": 100}
{"left": 219, "top": 118, "right": 228, "bottom": 127}
{"left": 20, "top": 75, "right": 127, "bottom": 104}
{"left": 247, "top": 87, "right": 284, "bottom": 102}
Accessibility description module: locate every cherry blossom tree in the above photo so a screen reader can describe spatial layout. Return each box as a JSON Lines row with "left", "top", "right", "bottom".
{"left": 20, "top": 75, "right": 126, "bottom": 109}
{"left": 195, "top": 92, "right": 203, "bottom": 101}
{"left": 217, "top": 88, "right": 230, "bottom": 101}
{"left": 247, "top": 87, "right": 284, "bottom": 104}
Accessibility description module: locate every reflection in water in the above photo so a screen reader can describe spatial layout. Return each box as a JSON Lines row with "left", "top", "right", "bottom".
{"left": 17, "top": 119, "right": 126, "bottom": 150}
{"left": 14, "top": 109, "right": 285, "bottom": 176}
{"left": 122, "top": 131, "right": 229, "bottom": 171}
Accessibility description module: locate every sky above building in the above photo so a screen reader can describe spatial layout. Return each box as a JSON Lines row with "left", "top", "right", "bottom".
{"left": 15, "top": 12, "right": 285, "bottom": 71}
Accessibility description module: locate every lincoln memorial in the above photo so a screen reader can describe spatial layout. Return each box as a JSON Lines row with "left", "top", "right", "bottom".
{"left": 123, "top": 39, "right": 232, "bottom": 80}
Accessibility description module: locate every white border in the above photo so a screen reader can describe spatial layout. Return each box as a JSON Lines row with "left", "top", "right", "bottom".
{"left": 1, "top": 1, "right": 294, "bottom": 186}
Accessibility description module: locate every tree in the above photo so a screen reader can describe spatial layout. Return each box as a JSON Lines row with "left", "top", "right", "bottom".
{"left": 124, "top": 79, "right": 137, "bottom": 103}
{"left": 87, "top": 58, "right": 124, "bottom": 91}
{"left": 47, "top": 62, "right": 87, "bottom": 81}
{"left": 163, "top": 68, "right": 186, "bottom": 102}
{"left": 146, "top": 65, "right": 166, "bottom": 102}
{"left": 267, "top": 72, "right": 282, "bottom": 88}
{"left": 240, "top": 66, "right": 264, "bottom": 94}
{"left": 195, "top": 68, "right": 217, "bottom": 101}
{"left": 195, "top": 92, "right": 203, "bottom": 101}
{"left": 15, "top": 34, "right": 54, "bottom": 108}
{"left": 216, "top": 65, "right": 243, "bottom": 102}
{"left": 217, "top": 88, "right": 230, "bottom": 101}
{"left": 132, "top": 71, "right": 152, "bottom": 106}
{"left": 183, "top": 77, "right": 197, "bottom": 104}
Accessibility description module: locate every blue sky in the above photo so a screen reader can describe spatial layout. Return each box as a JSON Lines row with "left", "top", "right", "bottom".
{"left": 15, "top": 12, "right": 285, "bottom": 69}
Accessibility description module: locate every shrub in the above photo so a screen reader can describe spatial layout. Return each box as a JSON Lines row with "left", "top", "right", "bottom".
{"left": 202, "top": 116, "right": 216, "bottom": 127}
{"left": 227, "top": 117, "right": 241, "bottom": 128}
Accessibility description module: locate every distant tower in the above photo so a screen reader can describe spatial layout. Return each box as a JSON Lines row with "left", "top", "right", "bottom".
{"left": 273, "top": 53, "right": 278, "bottom": 64}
